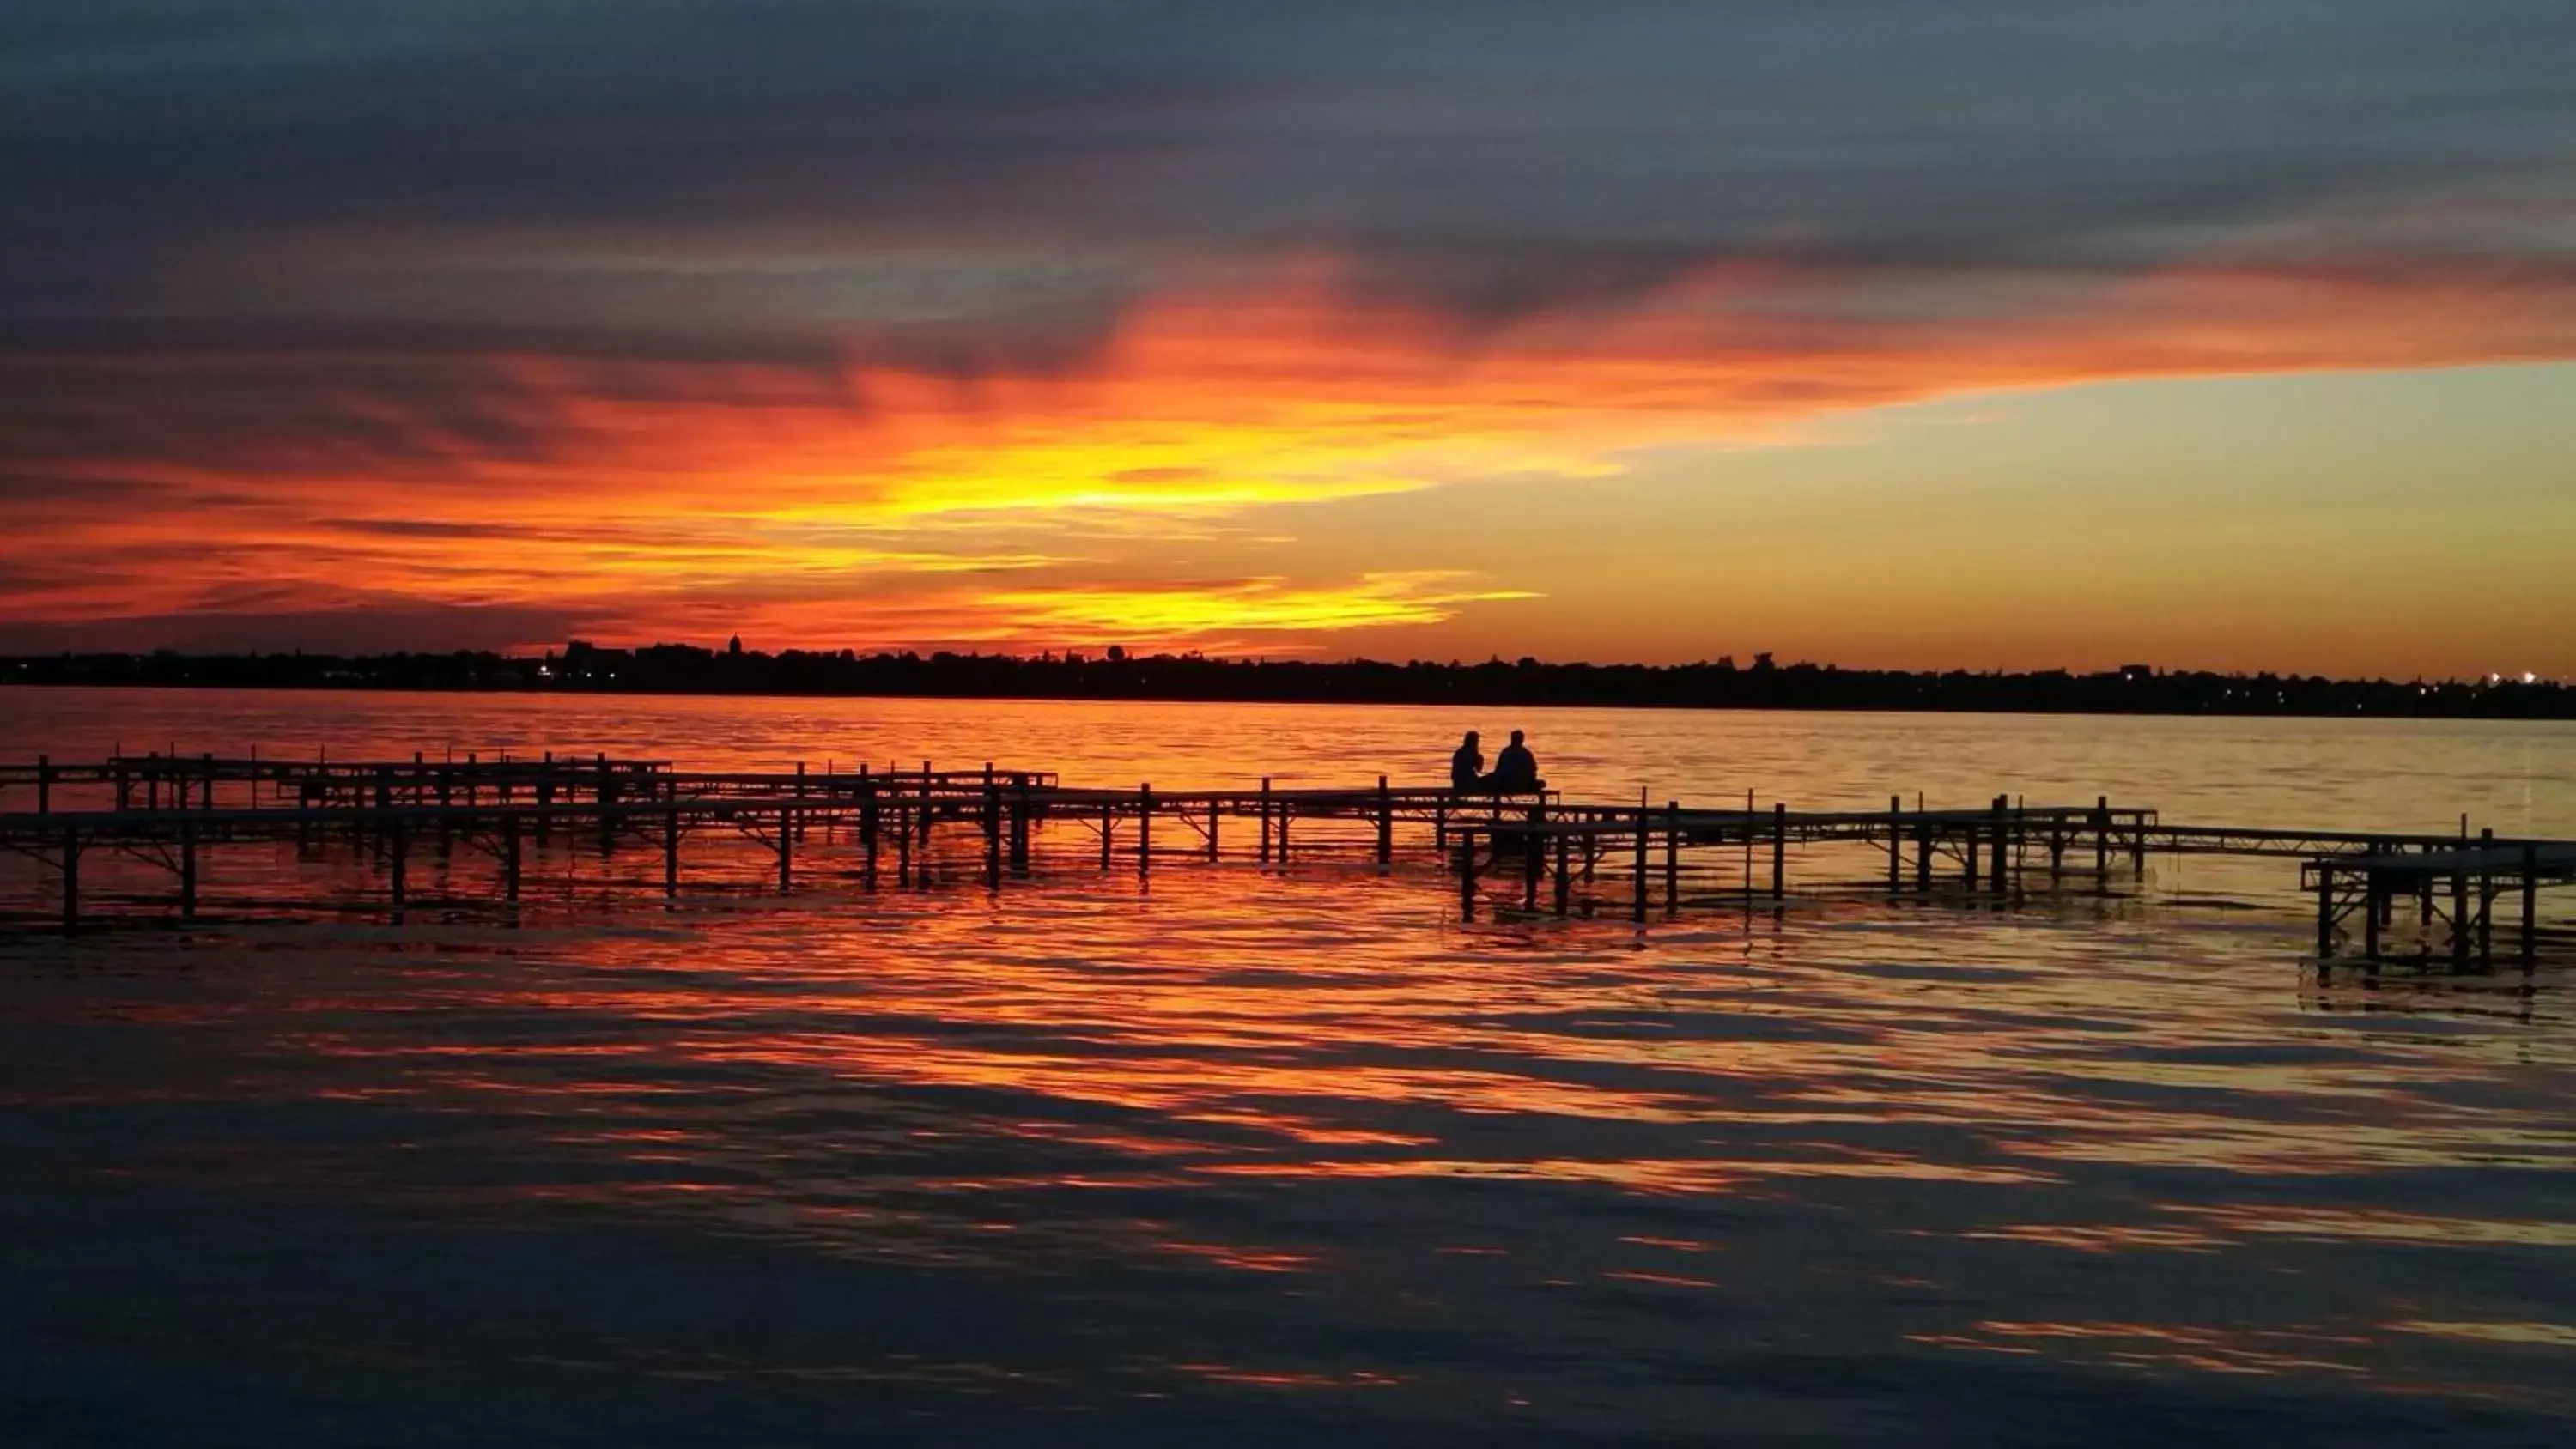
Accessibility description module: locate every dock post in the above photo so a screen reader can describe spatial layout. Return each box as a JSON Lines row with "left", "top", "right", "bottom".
{"left": 36, "top": 755, "right": 48, "bottom": 815}
{"left": 1553, "top": 830, "right": 1571, "bottom": 915}
{"left": 2131, "top": 813, "right": 2147, "bottom": 879}
{"left": 1377, "top": 776, "right": 1394, "bottom": 870}
{"left": 1435, "top": 798, "right": 1447, "bottom": 854}
{"left": 384, "top": 818, "right": 404, "bottom": 916}
{"left": 61, "top": 826, "right": 79, "bottom": 934}
{"left": 862, "top": 791, "right": 879, "bottom": 889}
{"left": 2362, "top": 869, "right": 2381, "bottom": 959}
{"left": 387, "top": 816, "right": 406, "bottom": 913}
{"left": 1207, "top": 796, "right": 1220, "bottom": 864}
{"left": 1887, "top": 796, "right": 1901, "bottom": 893}
{"left": 984, "top": 778, "right": 1001, "bottom": 892}
{"left": 201, "top": 753, "right": 215, "bottom": 810}
{"left": 1139, "top": 784, "right": 1152, "bottom": 875}
{"left": 503, "top": 815, "right": 522, "bottom": 905}
{"left": 896, "top": 804, "right": 913, "bottom": 888}
{"left": 1260, "top": 778, "right": 1273, "bottom": 864}
{"left": 2049, "top": 818, "right": 2064, "bottom": 882}
{"left": 1964, "top": 816, "right": 1979, "bottom": 891}
{"left": 1771, "top": 802, "right": 1788, "bottom": 900}
{"left": 1915, "top": 819, "right": 1932, "bottom": 893}
{"left": 780, "top": 807, "right": 794, "bottom": 894}
{"left": 664, "top": 807, "right": 680, "bottom": 898}
{"left": 1523, "top": 810, "right": 1542, "bottom": 912}
{"left": 1100, "top": 803, "right": 1113, "bottom": 870}
{"left": 1667, "top": 801, "right": 1681, "bottom": 913}
{"left": 2093, "top": 796, "right": 2109, "bottom": 882}
{"left": 1631, "top": 809, "right": 1649, "bottom": 922}
{"left": 1013, "top": 774, "right": 1032, "bottom": 875}
{"left": 1458, "top": 829, "right": 1477, "bottom": 920}
{"left": 179, "top": 818, "right": 198, "bottom": 921}
{"left": 2451, "top": 869, "right": 2470, "bottom": 966}
{"left": 2522, "top": 845, "right": 2538, "bottom": 967}
{"left": 2478, "top": 829, "right": 2497, "bottom": 964}
{"left": 2315, "top": 863, "right": 2335, "bottom": 956}
{"left": 1990, "top": 797, "right": 2009, "bottom": 899}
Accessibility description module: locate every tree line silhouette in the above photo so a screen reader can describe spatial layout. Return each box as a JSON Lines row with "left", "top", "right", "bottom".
{"left": 6, "top": 643, "right": 2568, "bottom": 718}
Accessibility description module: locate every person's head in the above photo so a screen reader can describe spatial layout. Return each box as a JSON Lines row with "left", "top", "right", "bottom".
{"left": 1510, "top": 730, "right": 1526, "bottom": 745}
{"left": 1462, "top": 731, "right": 1479, "bottom": 745}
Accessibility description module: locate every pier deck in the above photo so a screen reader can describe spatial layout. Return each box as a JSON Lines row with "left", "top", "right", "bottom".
{"left": 1, "top": 750, "right": 2567, "bottom": 966}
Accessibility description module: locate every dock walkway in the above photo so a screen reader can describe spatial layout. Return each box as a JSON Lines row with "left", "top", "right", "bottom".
{"left": 1, "top": 750, "right": 2567, "bottom": 965}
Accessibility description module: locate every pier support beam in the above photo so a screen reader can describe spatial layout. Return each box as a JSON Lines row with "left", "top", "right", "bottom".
{"left": 1260, "top": 779, "right": 1273, "bottom": 864}
{"left": 1771, "top": 803, "right": 1787, "bottom": 900}
{"left": 2094, "top": 796, "right": 2110, "bottom": 884}
{"left": 1139, "top": 784, "right": 1152, "bottom": 876}
{"left": 1015, "top": 782, "right": 1036, "bottom": 875}
{"left": 1990, "top": 797, "right": 2009, "bottom": 900}
{"left": 664, "top": 808, "right": 681, "bottom": 898}
{"left": 1377, "top": 777, "right": 1394, "bottom": 870}
{"left": 862, "top": 795, "right": 879, "bottom": 889}
{"left": 1667, "top": 802, "right": 1681, "bottom": 914}
{"left": 1887, "top": 797, "right": 1901, "bottom": 892}
{"left": 61, "top": 826, "right": 79, "bottom": 934}
{"left": 1631, "top": 811, "right": 1649, "bottom": 923}
{"left": 984, "top": 779, "right": 1001, "bottom": 892}
{"left": 2523, "top": 845, "right": 2539, "bottom": 967}
{"left": 780, "top": 807, "right": 795, "bottom": 894}
{"left": 1553, "top": 831, "right": 1571, "bottom": 916}
{"left": 2315, "top": 863, "right": 2335, "bottom": 957}
{"left": 179, "top": 820, "right": 198, "bottom": 921}
{"left": 386, "top": 818, "right": 404, "bottom": 914}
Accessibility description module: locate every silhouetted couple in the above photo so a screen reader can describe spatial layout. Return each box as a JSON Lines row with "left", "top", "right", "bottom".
{"left": 1450, "top": 730, "right": 1540, "bottom": 793}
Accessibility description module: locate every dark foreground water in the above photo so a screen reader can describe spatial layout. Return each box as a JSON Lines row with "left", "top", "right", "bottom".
{"left": 3, "top": 691, "right": 2573, "bottom": 1444}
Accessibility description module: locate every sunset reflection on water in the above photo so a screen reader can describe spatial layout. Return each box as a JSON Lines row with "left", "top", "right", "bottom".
{"left": 4, "top": 864, "right": 2573, "bottom": 1441}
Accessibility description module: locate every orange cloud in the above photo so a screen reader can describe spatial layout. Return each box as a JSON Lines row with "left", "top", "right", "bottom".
{"left": 4, "top": 252, "right": 2572, "bottom": 654}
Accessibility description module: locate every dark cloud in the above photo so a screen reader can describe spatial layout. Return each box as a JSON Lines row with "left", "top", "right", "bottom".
{"left": 4, "top": 2, "right": 2567, "bottom": 306}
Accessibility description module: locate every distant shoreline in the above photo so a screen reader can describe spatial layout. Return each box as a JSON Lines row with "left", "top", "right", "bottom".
{"left": 6, "top": 647, "right": 2567, "bottom": 721}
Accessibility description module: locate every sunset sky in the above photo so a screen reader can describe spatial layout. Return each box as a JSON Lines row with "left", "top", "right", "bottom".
{"left": 4, "top": 2, "right": 2573, "bottom": 676}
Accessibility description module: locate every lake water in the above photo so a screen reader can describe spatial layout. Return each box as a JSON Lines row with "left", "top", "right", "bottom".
{"left": 3, "top": 688, "right": 2573, "bottom": 1445}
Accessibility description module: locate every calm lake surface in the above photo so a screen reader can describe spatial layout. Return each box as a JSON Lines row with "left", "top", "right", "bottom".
{"left": 3, "top": 688, "right": 2573, "bottom": 1445}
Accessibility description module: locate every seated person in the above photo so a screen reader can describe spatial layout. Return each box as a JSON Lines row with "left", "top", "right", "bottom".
{"left": 1486, "top": 730, "right": 1540, "bottom": 792}
{"left": 1449, "top": 731, "right": 1484, "bottom": 790}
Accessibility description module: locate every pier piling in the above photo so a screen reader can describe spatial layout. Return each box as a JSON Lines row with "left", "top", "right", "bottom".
{"left": 1772, "top": 802, "right": 1788, "bottom": 900}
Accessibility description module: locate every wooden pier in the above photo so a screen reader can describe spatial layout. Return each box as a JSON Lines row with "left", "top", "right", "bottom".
{"left": 1, "top": 750, "right": 2567, "bottom": 966}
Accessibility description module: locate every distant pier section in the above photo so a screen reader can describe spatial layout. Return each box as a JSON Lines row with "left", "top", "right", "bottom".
{"left": 1, "top": 749, "right": 2567, "bottom": 967}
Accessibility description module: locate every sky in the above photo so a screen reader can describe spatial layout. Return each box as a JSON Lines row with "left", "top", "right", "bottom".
{"left": 3, "top": 1, "right": 2573, "bottom": 676}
